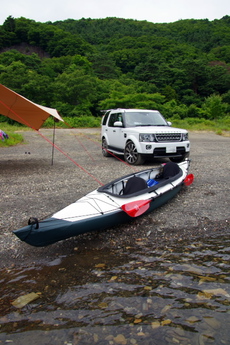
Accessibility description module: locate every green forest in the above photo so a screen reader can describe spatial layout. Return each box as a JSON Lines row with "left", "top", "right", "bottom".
{"left": 0, "top": 15, "right": 230, "bottom": 128}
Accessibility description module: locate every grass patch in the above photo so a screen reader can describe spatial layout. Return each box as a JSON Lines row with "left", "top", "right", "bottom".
{"left": 0, "top": 123, "right": 25, "bottom": 146}
{"left": 169, "top": 117, "right": 230, "bottom": 135}
{"left": 0, "top": 130, "right": 24, "bottom": 147}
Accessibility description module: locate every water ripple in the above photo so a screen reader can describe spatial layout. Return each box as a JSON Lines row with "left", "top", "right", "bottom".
{"left": 0, "top": 232, "right": 229, "bottom": 344}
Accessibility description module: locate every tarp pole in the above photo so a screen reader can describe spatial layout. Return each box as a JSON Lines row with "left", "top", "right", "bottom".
{"left": 51, "top": 118, "right": 56, "bottom": 165}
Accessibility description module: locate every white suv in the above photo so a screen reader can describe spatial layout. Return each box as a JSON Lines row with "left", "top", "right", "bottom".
{"left": 101, "top": 108, "right": 190, "bottom": 165}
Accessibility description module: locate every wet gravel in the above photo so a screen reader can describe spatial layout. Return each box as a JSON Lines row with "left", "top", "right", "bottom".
{"left": 0, "top": 128, "right": 229, "bottom": 268}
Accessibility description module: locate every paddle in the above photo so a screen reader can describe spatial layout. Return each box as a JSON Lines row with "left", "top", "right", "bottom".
{"left": 122, "top": 173, "right": 195, "bottom": 217}
{"left": 121, "top": 199, "right": 151, "bottom": 217}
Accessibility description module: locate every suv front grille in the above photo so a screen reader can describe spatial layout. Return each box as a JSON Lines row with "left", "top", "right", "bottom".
{"left": 155, "top": 133, "right": 182, "bottom": 142}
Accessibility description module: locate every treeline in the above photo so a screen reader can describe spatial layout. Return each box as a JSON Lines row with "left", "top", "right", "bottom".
{"left": 0, "top": 15, "right": 230, "bottom": 123}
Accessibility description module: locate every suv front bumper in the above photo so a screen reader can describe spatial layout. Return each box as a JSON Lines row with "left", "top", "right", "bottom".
{"left": 139, "top": 141, "right": 190, "bottom": 158}
{"left": 152, "top": 147, "right": 190, "bottom": 159}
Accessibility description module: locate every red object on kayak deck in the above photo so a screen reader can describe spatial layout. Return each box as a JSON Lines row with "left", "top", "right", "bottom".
{"left": 184, "top": 173, "right": 194, "bottom": 186}
{"left": 121, "top": 199, "right": 151, "bottom": 217}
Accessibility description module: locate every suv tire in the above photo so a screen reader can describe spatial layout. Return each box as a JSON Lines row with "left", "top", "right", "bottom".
{"left": 124, "top": 141, "right": 145, "bottom": 165}
{"left": 102, "top": 138, "right": 111, "bottom": 157}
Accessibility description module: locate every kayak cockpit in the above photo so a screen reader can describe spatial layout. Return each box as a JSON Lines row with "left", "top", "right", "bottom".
{"left": 97, "top": 162, "right": 183, "bottom": 198}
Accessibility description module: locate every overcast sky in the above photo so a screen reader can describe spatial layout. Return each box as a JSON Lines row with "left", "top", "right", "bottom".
{"left": 0, "top": 0, "right": 229, "bottom": 25}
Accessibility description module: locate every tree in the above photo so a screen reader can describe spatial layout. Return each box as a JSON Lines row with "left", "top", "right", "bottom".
{"left": 0, "top": 61, "right": 29, "bottom": 91}
{"left": 211, "top": 45, "right": 230, "bottom": 63}
{"left": 20, "top": 72, "right": 53, "bottom": 105}
{"left": 206, "top": 62, "right": 230, "bottom": 95}
{"left": 52, "top": 66, "right": 99, "bottom": 116}
{"left": 202, "top": 94, "right": 227, "bottom": 119}
{"left": 161, "top": 85, "right": 178, "bottom": 102}
{"left": 90, "top": 51, "right": 120, "bottom": 79}
{"left": 15, "top": 17, "right": 35, "bottom": 43}
{"left": 3, "top": 16, "right": 16, "bottom": 32}
{"left": 182, "top": 58, "right": 210, "bottom": 96}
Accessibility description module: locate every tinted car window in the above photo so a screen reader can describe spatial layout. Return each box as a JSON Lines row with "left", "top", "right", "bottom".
{"left": 102, "top": 111, "right": 110, "bottom": 126}
{"left": 108, "top": 113, "right": 123, "bottom": 127}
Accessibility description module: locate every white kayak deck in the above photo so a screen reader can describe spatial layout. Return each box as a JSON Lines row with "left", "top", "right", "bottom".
{"left": 53, "top": 160, "right": 189, "bottom": 223}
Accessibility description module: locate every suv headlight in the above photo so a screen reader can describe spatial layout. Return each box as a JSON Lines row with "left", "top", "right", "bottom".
{"left": 139, "top": 133, "right": 155, "bottom": 142}
{"left": 182, "top": 133, "right": 189, "bottom": 141}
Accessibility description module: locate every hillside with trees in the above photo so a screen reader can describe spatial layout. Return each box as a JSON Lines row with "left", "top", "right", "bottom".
{"left": 0, "top": 15, "right": 230, "bottom": 124}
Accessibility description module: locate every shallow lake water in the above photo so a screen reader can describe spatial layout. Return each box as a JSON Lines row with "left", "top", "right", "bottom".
{"left": 0, "top": 230, "right": 230, "bottom": 345}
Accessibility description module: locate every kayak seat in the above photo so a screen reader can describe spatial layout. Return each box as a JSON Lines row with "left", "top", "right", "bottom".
{"left": 156, "top": 161, "right": 181, "bottom": 180}
{"left": 123, "top": 176, "right": 147, "bottom": 195}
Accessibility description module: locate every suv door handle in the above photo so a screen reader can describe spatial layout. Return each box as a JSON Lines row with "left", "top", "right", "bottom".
{"left": 113, "top": 130, "right": 116, "bottom": 132}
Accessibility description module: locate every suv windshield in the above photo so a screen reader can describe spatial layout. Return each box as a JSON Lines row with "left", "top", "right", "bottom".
{"left": 124, "top": 111, "right": 167, "bottom": 127}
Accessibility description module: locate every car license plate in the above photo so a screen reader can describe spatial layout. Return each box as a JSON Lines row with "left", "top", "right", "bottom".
{"left": 166, "top": 147, "right": 177, "bottom": 153}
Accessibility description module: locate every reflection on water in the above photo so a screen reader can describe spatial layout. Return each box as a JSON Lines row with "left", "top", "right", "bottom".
{"left": 0, "top": 231, "right": 230, "bottom": 344}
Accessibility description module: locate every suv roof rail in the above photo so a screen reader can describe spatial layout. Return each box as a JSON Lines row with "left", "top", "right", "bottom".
{"left": 100, "top": 109, "right": 115, "bottom": 113}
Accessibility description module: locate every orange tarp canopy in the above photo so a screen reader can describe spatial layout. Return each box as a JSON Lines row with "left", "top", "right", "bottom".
{"left": 0, "top": 84, "right": 64, "bottom": 130}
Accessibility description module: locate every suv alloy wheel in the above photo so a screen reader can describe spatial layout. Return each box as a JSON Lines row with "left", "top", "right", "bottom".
{"left": 124, "top": 141, "right": 145, "bottom": 165}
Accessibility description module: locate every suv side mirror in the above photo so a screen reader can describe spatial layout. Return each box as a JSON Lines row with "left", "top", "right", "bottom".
{"left": 114, "top": 121, "right": 123, "bottom": 127}
{"left": 167, "top": 121, "right": 172, "bottom": 126}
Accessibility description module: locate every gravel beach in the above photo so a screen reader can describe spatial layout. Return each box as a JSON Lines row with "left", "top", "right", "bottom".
{"left": 0, "top": 129, "right": 229, "bottom": 268}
